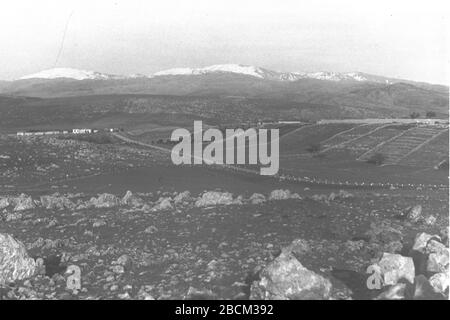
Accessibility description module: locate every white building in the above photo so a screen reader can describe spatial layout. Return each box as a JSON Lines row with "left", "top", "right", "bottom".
{"left": 72, "top": 128, "right": 92, "bottom": 134}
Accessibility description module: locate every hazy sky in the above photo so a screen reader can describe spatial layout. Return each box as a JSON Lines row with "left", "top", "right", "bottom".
{"left": 1, "top": 0, "right": 449, "bottom": 84}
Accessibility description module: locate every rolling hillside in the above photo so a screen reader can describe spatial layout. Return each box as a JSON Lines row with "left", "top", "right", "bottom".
{"left": 0, "top": 65, "right": 447, "bottom": 122}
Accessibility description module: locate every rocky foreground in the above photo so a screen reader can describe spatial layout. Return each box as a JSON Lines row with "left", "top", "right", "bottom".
{"left": 0, "top": 189, "right": 448, "bottom": 300}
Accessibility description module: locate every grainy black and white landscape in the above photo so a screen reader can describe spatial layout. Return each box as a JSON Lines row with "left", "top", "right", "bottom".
{"left": 0, "top": 0, "right": 449, "bottom": 302}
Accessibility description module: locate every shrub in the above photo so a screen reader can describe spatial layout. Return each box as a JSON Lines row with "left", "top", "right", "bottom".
{"left": 306, "top": 142, "right": 321, "bottom": 153}
{"left": 410, "top": 112, "right": 420, "bottom": 119}
{"left": 367, "top": 153, "right": 386, "bottom": 165}
{"left": 426, "top": 111, "right": 437, "bottom": 118}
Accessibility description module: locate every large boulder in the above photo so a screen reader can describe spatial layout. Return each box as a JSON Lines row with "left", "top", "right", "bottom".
{"left": 370, "top": 253, "right": 415, "bottom": 286}
{"left": 40, "top": 194, "right": 75, "bottom": 210}
{"left": 429, "top": 272, "right": 450, "bottom": 294}
{"left": 195, "top": 191, "right": 234, "bottom": 207}
{"left": 11, "top": 194, "right": 35, "bottom": 212}
{"left": 250, "top": 252, "right": 332, "bottom": 300}
{"left": 412, "top": 233, "right": 441, "bottom": 253}
{"left": 426, "top": 240, "right": 449, "bottom": 273}
{"left": 0, "top": 233, "right": 37, "bottom": 285}
{"left": 429, "top": 272, "right": 450, "bottom": 293}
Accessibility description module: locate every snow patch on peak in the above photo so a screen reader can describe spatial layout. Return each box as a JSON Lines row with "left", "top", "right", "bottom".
{"left": 153, "top": 64, "right": 265, "bottom": 78}
{"left": 201, "top": 64, "right": 264, "bottom": 78}
{"left": 19, "top": 68, "right": 122, "bottom": 81}
{"left": 152, "top": 64, "right": 373, "bottom": 82}
{"left": 304, "top": 71, "right": 368, "bottom": 82}
{"left": 153, "top": 67, "right": 197, "bottom": 76}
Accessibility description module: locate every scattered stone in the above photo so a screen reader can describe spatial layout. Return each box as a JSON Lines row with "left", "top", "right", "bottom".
{"left": 111, "top": 265, "right": 125, "bottom": 274}
{"left": 328, "top": 190, "right": 352, "bottom": 201}
{"left": 249, "top": 193, "right": 266, "bottom": 205}
{"left": 151, "top": 197, "right": 173, "bottom": 211}
{"left": 406, "top": 205, "right": 423, "bottom": 223}
{"left": 424, "top": 215, "right": 437, "bottom": 226}
{"left": 195, "top": 191, "right": 234, "bottom": 207}
{"left": 0, "top": 197, "right": 10, "bottom": 210}
{"left": 283, "top": 239, "right": 310, "bottom": 258}
{"left": 121, "top": 191, "right": 144, "bottom": 207}
{"left": 40, "top": 194, "right": 75, "bottom": 210}
{"left": 365, "top": 220, "right": 404, "bottom": 252}
{"left": 232, "top": 195, "right": 244, "bottom": 205}
{"left": 337, "top": 190, "right": 354, "bottom": 199}
{"left": 328, "top": 192, "right": 337, "bottom": 201}
{"left": 173, "top": 191, "right": 192, "bottom": 205}
{"left": 11, "top": 194, "right": 35, "bottom": 212}
{"left": 89, "top": 193, "right": 120, "bottom": 208}
{"left": 110, "top": 284, "right": 119, "bottom": 291}
{"left": 118, "top": 292, "right": 130, "bottom": 299}
{"left": 92, "top": 219, "right": 107, "bottom": 228}
{"left": 5, "top": 212, "right": 22, "bottom": 222}
{"left": 311, "top": 194, "right": 328, "bottom": 201}
{"left": 268, "top": 189, "right": 292, "bottom": 201}
{"left": 113, "top": 254, "right": 132, "bottom": 271}
{"left": 185, "top": 286, "right": 217, "bottom": 300}
{"left": 137, "top": 285, "right": 155, "bottom": 300}
{"left": 144, "top": 226, "right": 158, "bottom": 234}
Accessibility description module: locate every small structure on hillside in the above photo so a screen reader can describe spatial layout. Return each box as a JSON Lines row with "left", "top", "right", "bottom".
{"left": 72, "top": 128, "right": 92, "bottom": 134}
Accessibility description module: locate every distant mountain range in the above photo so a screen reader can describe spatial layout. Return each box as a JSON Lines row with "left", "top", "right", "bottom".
{"left": 0, "top": 64, "right": 447, "bottom": 130}
{"left": 9, "top": 64, "right": 434, "bottom": 84}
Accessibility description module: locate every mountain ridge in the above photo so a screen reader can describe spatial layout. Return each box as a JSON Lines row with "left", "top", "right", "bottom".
{"left": 12, "top": 64, "right": 445, "bottom": 87}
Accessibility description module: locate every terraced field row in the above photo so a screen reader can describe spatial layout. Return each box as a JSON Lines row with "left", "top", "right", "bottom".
{"left": 279, "top": 123, "right": 357, "bottom": 155}
{"left": 322, "top": 124, "right": 414, "bottom": 157}
{"left": 321, "top": 123, "right": 387, "bottom": 149}
{"left": 399, "top": 129, "right": 449, "bottom": 167}
{"left": 359, "top": 126, "right": 447, "bottom": 164}
{"left": 260, "top": 123, "right": 306, "bottom": 137}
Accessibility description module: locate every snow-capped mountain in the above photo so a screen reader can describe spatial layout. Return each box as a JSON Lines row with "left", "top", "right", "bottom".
{"left": 16, "top": 64, "right": 394, "bottom": 83}
{"left": 153, "top": 64, "right": 267, "bottom": 78}
{"left": 19, "top": 68, "right": 125, "bottom": 81}
{"left": 151, "top": 64, "right": 376, "bottom": 82}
